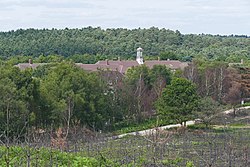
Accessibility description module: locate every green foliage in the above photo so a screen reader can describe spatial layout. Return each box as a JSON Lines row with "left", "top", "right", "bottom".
{"left": 156, "top": 77, "right": 199, "bottom": 125}
{"left": 38, "top": 62, "right": 109, "bottom": 129}
{"left": 241, "top": 102, "right": 250, "bottom": 107}
{"left": 113, "top": 117, "right": 173, "bottom": 134}
{"left": 125, "top": 65, "right": 151, "bottom": 86}
{"left": 36, "top": 55, "right": 65, "bottom": 63}
{"left": 196, "top": 97, "right": 222, "bottom": 127}
{"left": 0, "top": 27, "right": 249, "bottom": 62}
{"left": 0, "top": 65, "right": 35, "bottom": 138}
{"left": 66, "top": 54, "right": 108, "bottom": 64}
{"left": 0, "top": 59, "right": 174, "bottom": 136}
{"left": 186, "top": 161, "right": 195, "bottom": 167}
{"left": 150, "top": 64, "right": 172, "bottom": 85}
{"left": 0, "top": 61, "right": 115, "bottom": 135}
{"left": 162, "top": 157, "right": 183, "bottom": 166}
{"left": 160, "top": 51, "right": 179, "bottom": 60}
{"left": 125, "top": 64, "right": 172, "bottom": 88}
{"left": 188, "top": 124, "right": 210, "bottom": 130}
{"left": 0, "top": 146, "right": 118, "bottom": 167}
{"left": 123, "top": 65, "right": 172, "bottom": 123}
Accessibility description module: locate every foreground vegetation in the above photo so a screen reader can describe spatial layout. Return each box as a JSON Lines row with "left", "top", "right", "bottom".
{"left": 0, "top": 146, "right": 118, "bottom": 167}
{"left": 1, "top": 107, "right": 250, "bottom": 166}
{"left": 0, "top": 122, "right": 249, "bottom": 166}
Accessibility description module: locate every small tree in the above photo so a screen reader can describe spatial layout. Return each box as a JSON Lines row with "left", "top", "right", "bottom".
{"left": 197, "top": 97, "right": 222, "bottom": 128}
{"left": 223, "top": 81, "right": 242, "bottom": 117}
{"left": 156, "top": 77, "right": 199, "bottom": 126}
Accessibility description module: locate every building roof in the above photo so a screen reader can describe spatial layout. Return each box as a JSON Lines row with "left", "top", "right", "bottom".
{"left": 15, "top": 60, "right": 188, "bottom": 73}
{"left": 14, "top": 63, "right": 47, "bottom": 70}
{"left": 144, "top": 60, "right": 188, "bottom": 70}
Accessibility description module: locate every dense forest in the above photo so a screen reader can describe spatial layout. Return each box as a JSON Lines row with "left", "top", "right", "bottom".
{"left": 0, "top": 59, "right": 248, "bottom": 138}
{"left": 0, "top": 61, "right": 175, "bottom": 138}
{"left": 0, "top": 27, "right": 250, "bottom": 63}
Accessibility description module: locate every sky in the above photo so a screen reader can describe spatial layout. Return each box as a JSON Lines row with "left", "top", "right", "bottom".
{"left": 0, "top": 0, "right": 250, "bottom": 35}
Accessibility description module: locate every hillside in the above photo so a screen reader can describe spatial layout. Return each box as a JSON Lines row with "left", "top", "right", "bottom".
{"left": 0, "top": 27, "right": 249, "bottom": 62}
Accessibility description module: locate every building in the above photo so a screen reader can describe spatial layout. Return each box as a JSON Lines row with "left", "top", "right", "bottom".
{"left": 15, "top": 48, "right": 188, "bottom": 73}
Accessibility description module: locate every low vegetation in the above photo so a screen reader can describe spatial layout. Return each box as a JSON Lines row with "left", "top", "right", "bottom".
{"left": 0, "top": 146, "right": 119, "bottom": 167}
{"left": 1, "top": 123, "right": 249, "bottom": 166}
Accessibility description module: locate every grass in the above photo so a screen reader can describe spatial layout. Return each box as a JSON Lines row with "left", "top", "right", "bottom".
{"left": 187, "top": 124, "right": 209, "bottom": 130}
{"left": 240, "top": 102, "right": 250, "bottom": 107}
{"left": 213, "top": 124, "right": 250, "bottom": 132}
{"left": 112, "top": 117, "right": 174, "bottom": 135}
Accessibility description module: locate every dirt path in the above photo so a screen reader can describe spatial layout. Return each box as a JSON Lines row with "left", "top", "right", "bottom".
{"left": 224, "top": 106, "right": 250, "bottom": 114}
{"left": 114, "top": 106, "right": 250, "bottom": 139}
{"left": 115, "top": 120, "right": 195, "bottom": 139}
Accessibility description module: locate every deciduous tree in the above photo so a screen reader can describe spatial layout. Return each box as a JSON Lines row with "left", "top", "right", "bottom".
{"left": 156, "top": 77, "right": 199, "bottom": 126}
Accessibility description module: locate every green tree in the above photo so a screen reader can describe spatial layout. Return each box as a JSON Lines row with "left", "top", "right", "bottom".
{"left": 125, "top": 65, "right": 151, "bottom": 122}
{"left": 150, "top": 65, "right": 172, "bottom": 99}
{"left": 0, "top": 68, "right": 28, "bottom": 139}
{"left": 156, "top": 77, "right": 199, "bottom": 126}
{"left": 159, "top": 51, "right": 179, "bottom": 60}
{"left": 197, "top": 97, "right": 222, "bottom": 128}
{"left": 123, "top": 65, "right": 173, "bottom": 123}
{"left": 39, "top": 62, "right": 108, "bottom": 130}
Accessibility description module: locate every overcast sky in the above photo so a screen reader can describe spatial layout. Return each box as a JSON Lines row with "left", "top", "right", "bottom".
{"left": 0, "top": 0, "right": 250, "bottom": 35}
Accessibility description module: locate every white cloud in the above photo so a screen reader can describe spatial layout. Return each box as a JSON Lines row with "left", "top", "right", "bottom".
{"left": 0, "top": 0, "right": 249, "bottom": 35}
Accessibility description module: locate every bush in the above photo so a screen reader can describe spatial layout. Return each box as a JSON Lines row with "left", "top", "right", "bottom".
{"left": 188, "top": 124, "right": 209, "bottom": 130}
{"left": 0, "top": 146, "right": 117, "bottom": 167}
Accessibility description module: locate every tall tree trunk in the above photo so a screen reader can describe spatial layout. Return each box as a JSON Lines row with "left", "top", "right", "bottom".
{"left": 218, "top": 67, "right": 225, "bottom": 102}
{"left": 6, "top": 100, "right": 10, "bottom": 167}
{"left": 137, "top": 74, "right": 142, "bottom": 122}
{"left": 65, "top": 97, "right": 73, "bottom": 139}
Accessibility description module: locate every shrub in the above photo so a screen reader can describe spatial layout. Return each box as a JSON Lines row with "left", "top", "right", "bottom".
{"left": 0, "top": 146, "right": 117, "bottom": 167}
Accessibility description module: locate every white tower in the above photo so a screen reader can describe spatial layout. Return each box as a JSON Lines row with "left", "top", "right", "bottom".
{"left": 136, "top": 47, "right": 144, "bottom": 65}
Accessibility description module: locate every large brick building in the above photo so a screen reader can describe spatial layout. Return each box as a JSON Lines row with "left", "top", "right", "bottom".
{"left": 15, "top": 48, "right": 188, "bottom": 73}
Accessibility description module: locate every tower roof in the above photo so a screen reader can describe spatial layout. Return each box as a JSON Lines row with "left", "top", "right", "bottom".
{"left": 137, "top": 47, "right": 143, "bottom": 51}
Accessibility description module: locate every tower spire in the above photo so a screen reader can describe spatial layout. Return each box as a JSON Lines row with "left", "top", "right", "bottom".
{"left": 136, "top": 47, "right": 144, "bottom": 65}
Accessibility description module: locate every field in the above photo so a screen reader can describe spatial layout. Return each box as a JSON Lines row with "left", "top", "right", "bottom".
{"left": 1, "top": 124, "right": 250, "bottom": 167}
{"left": 81, "top": 128, "right": 250, "bottom": 166}
{"left": 0, "top": 109, "right": 249, "bottom": 166}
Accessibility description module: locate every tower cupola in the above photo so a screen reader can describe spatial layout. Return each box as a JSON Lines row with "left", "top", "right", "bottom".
{"left": 136, "top": 47, "right": 144, "bottom": 65}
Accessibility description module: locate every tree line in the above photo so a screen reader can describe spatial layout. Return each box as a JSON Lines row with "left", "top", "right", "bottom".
{"left": 0, "top": 60, "right": 173, "bottom": 138}
{"left": 1, "top": 56, "right": 247, "bottom": 140}
{"left": 0, "top": 27, "right": 250, "bottom": 63}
